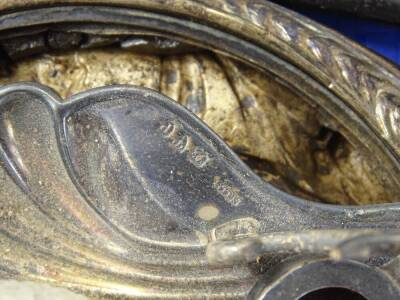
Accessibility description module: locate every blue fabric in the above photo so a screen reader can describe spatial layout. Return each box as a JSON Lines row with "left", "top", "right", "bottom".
{"left": 278, "top": 5, "right": 400, "bottom": 66}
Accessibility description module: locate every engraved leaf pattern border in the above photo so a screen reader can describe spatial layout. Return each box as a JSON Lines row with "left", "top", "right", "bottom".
{"left": 194, "top": 0, "right": 400, "bottom": 153}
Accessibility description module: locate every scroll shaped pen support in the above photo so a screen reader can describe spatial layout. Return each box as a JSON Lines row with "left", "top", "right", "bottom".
{"left": 1, "top": 82, "right": 400, "bottom": 299}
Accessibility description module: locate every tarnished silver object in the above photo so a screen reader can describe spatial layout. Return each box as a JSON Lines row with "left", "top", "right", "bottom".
{"left": 1, "top": 82, "right": 400, "bottom": 299}
{"left": 0, "top": 1, "right": 400, "bottom": 299}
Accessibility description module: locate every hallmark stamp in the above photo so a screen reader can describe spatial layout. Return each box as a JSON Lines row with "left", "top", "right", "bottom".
{"left": 189, "top": 146, "right": 212, "bottom": 168}
{"left": 213, "top": 176, "right": 241, "bottom": 206}
{"left": 209, "top": 217, "right": 260, "bottom": 241}
{"left": 159, "top": 120, "right": 212, "bottom": 169}
{"left": 159, "top": 120, "right": 242, "bottom": 207}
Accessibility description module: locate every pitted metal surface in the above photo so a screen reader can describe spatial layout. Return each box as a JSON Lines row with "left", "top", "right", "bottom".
{"left": 0, "top": 1, "right": 400, "bottom": 299}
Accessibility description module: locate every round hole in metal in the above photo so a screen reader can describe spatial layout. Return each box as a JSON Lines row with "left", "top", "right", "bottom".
{"left": 299, "top": 287, "right": 367, "bottom": 300}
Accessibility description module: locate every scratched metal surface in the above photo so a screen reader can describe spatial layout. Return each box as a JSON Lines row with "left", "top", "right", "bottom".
{"left": 0, "top": 1, "right": 400, "bottom": 299}
{"left": 1, "top": 82, "right": 400, "bottom": 299}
